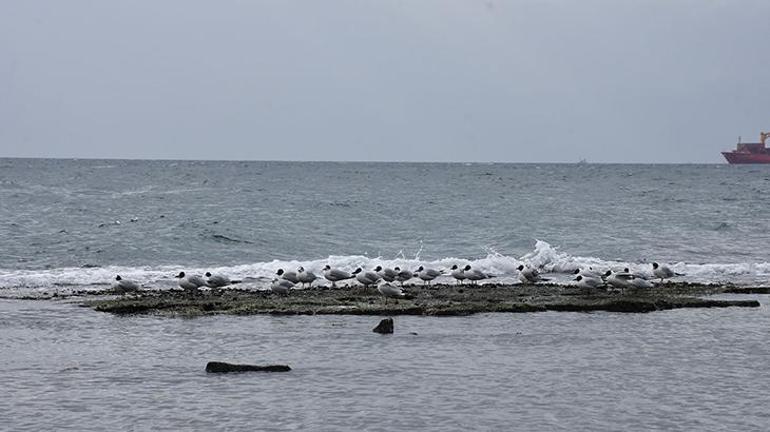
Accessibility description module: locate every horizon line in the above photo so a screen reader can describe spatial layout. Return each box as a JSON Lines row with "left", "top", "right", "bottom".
{"left": 0, "top": 156, "right": 730, "bottom": 165}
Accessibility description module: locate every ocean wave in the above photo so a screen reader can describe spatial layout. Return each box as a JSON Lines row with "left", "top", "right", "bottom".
{"left": 1, "top": 240, "right": 769, "bottom": 296}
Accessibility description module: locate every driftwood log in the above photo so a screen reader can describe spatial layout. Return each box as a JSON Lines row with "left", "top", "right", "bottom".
{"left": 205, "top": 362, "right": 291, "bottom": 373}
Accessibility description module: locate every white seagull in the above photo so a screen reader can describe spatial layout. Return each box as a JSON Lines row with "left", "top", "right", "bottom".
{"left": 204, "top": 272, "right": 231, "bottom": 288}
{"left": 604, "top": 270, "right": 653, "bottom": 291}
{"left": 112, "top": 275, "right": 140, "bottom": 293}
{"left": 415, "top": 266, "right": 442, "bottom": 285}
{"left": 574, "top": 275, "right": 604, "bottom": 289}
{"left": 352, "top": 267, "right": 381, "bottom": 288}
{"left": 374, "top": 265, "right": 398, "bottom": 283}
{"left": 270, "top": 278, "right": 294, "bottom": 295}
{"left": 322, "top": 265, "right": 354, "bottom": 287}
{"left": 573, "top": 267, "right": 604, "bottom": 280}
{"left": 393, "top": 267, "right": 413, "bottom": 285}
{"left": 629, "top": 276, "right": 654, "bottom": 289}
{"left": 652, "top": 262, "right": 684, "bottom": 282}
{"left": 517, "top": 265, "right": 549, "bottom": 284}
{"left": 276, "top": 268, "right": 300, "bottom": 284}
{"left": 463, "top": 265, "right": 489, "bottom": 284}
{"left": 450, "top": 265, "right": 467, "bottom": 284}
{"left": 297, "top": 266, "right": 318, "bottom": 287}
{"left": 175, "top": 271, "right": 206, "bottom": 291}
{"left": 377, "top": 282, "right": 406, "bottom": 303}
{"left": 622, "top": 267, "right": 649, "bottom": 279}
{"left": 604, "top": 270, "right": 632, "bottom": 291}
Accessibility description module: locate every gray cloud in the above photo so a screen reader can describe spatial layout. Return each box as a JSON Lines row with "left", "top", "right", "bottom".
{"left": 1, "top": 0, "right": 768, "bottom": 162}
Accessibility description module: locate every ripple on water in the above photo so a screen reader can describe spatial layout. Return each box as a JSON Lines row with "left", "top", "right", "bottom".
{"left": 1, "top": 298, "right": 770, "bottom": 431}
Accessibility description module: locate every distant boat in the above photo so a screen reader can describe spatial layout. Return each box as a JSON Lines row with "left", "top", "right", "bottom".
{"left": 577, "top": 158, "right": 588, "bottom": 165}
{"left": 722, "top": 131, "right": 770, "bottom": 164}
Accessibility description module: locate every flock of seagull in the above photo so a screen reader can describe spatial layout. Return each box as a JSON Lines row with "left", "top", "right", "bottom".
{"left": 112, "top": 261, "right": 684, "bottom": 300}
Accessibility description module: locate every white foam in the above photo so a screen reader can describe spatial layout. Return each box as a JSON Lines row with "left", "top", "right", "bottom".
{"left": 1, "top": 240, "right": 768, "bottom": 296}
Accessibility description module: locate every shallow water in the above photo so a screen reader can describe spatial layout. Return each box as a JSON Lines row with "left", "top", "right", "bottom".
{"left": 2, "top": 159, "right": 770, "bottom": 294}
{"left": 2, "top": 296, "right": 769, "bottom": 431}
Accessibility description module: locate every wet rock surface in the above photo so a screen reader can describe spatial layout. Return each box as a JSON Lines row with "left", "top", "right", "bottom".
{"left": 373, "top": 318, "right": 394, "bottom": 334}
{"left": 83, "top": 283, "right": 761, "bottom": 317}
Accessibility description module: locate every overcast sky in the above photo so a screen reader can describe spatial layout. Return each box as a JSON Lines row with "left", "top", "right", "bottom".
{"left": 1, "top": 0, "right": 768, "bottom": 163}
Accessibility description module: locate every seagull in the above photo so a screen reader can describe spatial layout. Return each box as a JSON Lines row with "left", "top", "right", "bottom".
{"left": 415, "top": 266, "right": 442, "bottom": 285}
{"left": 574, "top": 275, "right": 604, "bottom": 289}
{"left": 322, "top": 265, "right": 354, "bottom": 287}
{"left": 620, "top": 268, "right": 654, "bottom": 288}
{"left": 377, "top": 282, "right": 406, "bottom": 304}
{"left": 463, "top": 265, "right": 489, "bottom": 284}
{"left": 652, "top": 262, "right": 684, "bottom": 282}
{"left": 175, "top": 271, "right": 206, "bottom": 292}
{"left": 573, "top": 267, "right": 604, "bottom": 279}
{"left": 270, "top": 278, "right": 294, "bottom": 295}
{"left": 204, "top": 271, "right": 231, "bottom": 288}
{"left": 629, "top": 276, "right": 654, "bottom": 289}
{"left": 276, "top": 268, "right": 300, "bottom": 284}
{"left": 604, "top": 270, "right": 653, "bottom": 290}
{"left": 352, "top": 267, "right": 381, "bottom": 288}
{"left": 374, "top": 265, "right": 398, "bottom": 283}
{"left": 296, "top": 266, "right": 318, "bottom": 287}
{"left": 450, "top": 265, "right": 467, "bottom": 284}
{"left": 393, "top": 267, "right": 413, "bottom": 286}
{"left": 112, "top": 275, "right": 140, "bottom": 293}
{"left": 622, "top": 267, "right": 649, "bottom": 279}
{"left": 517, "top": 265, "right": 549, "bottom": 283}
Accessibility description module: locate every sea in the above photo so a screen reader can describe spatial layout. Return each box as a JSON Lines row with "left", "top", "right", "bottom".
{"left": 2, "top": 158, "right": 770, "bottom": 430}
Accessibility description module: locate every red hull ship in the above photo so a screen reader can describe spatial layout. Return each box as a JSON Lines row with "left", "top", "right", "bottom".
{"left": 723, "top": 132, "right": 770, "bottom": 164}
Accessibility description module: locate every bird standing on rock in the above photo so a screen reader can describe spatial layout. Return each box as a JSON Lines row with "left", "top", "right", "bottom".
{"left": 450, "top": 265, "right": 467, "bottom": 284}
{"left": 463, "top": 265, "right": 489, "bottom": 284}
{"left": 652, "top": 262, "right": 684, "bottom": 282}
{"left": 374, "top": 265, "right": 398, "bottom": 283}
{"left": 352, "top": 267, "right": 381, "bottom": 288}
{"left": 377, "top": 282, "right": 406, "bottom": 304}
{"left": 296, "top": 266, "right": 318, "bottom": 287}
{"left": 415, "top": 266, "right": 442, "bottom": 285}
{"left": 322, "top": 265, "right": 354, "bottom": 287}
{"left": 394, "top": 267, "right": 413, "bottom": 285}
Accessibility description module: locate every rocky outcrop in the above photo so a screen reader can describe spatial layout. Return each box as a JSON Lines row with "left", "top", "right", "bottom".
{"left": 86, "top": 283, "right": 762, "bottom": 317}
{"left": 372, "top": 318, "right": 394, "bottom": 334}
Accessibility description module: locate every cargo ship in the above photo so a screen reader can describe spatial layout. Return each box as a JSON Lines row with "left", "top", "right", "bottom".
{"left": 722, "top": 132, "right": 770, "bottom": 164}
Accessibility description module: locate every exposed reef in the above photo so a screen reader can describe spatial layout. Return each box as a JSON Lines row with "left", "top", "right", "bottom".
{"left": 83, "top": 283, "right": 761, "bottom": 317}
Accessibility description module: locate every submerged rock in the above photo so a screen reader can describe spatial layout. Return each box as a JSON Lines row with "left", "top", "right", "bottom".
{"left": 205, "top": 362, "right": 291, "bottom": 373}
{"left": 373, "top": 317, "right": 394, "bottom": 334}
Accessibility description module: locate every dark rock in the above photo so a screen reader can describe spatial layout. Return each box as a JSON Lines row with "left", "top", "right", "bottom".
{"left": 373, "top": 317, "right": 394, "bottom": 334}
{"left": 723, "top": 287, "right": 770, "bottom": 294}
{"left": 205, "top": 362, "right": 291, "bottom": 373}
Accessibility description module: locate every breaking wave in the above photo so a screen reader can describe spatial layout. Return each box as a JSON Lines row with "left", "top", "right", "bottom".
{"left": 1, "top": 240, "right": 769, "bottom": 297}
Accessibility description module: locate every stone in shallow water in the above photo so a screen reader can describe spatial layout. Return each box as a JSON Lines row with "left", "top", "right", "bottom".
{"left": 205, "top": 362, "right": 291, "bottom": 373}
{"left": 373, "top": 318, "right": 394, "bottom": 334}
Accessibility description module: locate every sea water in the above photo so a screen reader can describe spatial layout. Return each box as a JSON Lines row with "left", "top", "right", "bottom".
{"left": 2, "top": 159, "right": 770, "bottom": 293}
{"left": 2, "top": 159, "right": 770, "bottom": 430}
